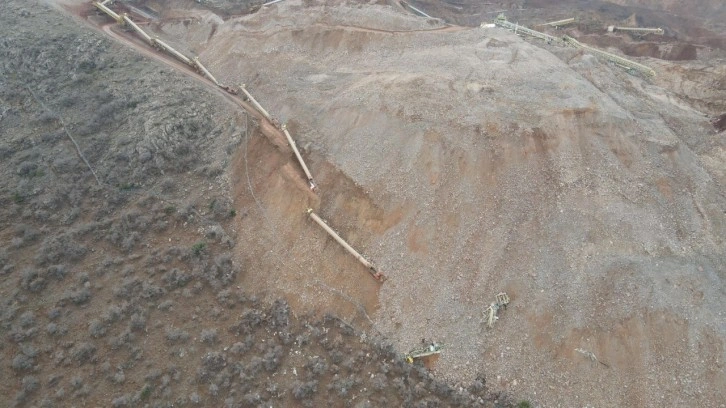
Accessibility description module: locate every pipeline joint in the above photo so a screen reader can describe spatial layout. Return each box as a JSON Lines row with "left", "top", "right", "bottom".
{"left": 370, "top": 267, "right": 386, "bottom": 282}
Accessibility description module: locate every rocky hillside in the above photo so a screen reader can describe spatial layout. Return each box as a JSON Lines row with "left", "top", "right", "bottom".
{"left": 120, "top": 0, "right": 726, "bottom": 406}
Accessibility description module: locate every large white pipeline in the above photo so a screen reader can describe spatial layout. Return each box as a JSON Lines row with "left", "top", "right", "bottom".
{"left": 400, "top": 0, "right": 433, "bottom": 19}
{"left": 609, "top": 26, "right": 664, "bottom": 35}
{"left": 282, "top": 124, "right": 316, "bottom": 190}
{"left": 122, "top": 15, "right": 153, "bottom": 45}
{"left": 307, "top": 209, "right": 385, "bottom": 282}
{"left": 239, "top": 84, "right": 273, "bottom": 122}
{"left": 151, "top": 38, "right": 193, "bottom": 66}
{"left": 93, "top": 1, "right": 123, "bottom": 23}
{"left": 192, "top": 57, "right": 221, "bottom": 86}
{"left": 563, "top": 35, "right": 656, "bottom": 77}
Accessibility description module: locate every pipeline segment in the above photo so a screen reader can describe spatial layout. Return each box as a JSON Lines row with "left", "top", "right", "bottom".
{"left": 239, "top": 84, "right": 273, "bottom": 122}
{"left": 282, "top": 124, "right": 316, "bottom": 191}
{"left": 122, "top": 14, "right": 153, "bottom": 44}
{"left": 608, "top": 26, "right": 664, "bottom": 35}
{"left": 400, "top": 1, "right": 433, "bottom": 19}
{"left": 192, "top": 57, "right": 221, "bottom": 86}
{"left": 306, "top": 209, "right": 385, "bottom": 282}
{"left": 563, "top": 35, "right": 656, "bottom": 77}
{"left": 93, "top": 1, "right": 123, "bottom": 23}
{"left": 494, "top": 14, "right": 562, "bottom": 44}
{"left": 538, "top": 18, "right": 575, "bottom": 28}
{"left": 150, "top": 38, "right": 193, "bottom": 66}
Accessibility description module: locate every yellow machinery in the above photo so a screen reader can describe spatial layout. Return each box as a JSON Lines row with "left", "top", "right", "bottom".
{"left": 405, "top": 342, "right": 444, "bottom": 363}
{"left": 483, "top": 292, "right": 510, "bottom": 328}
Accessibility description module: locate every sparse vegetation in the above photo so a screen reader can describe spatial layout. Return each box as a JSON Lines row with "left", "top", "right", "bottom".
{"left": 191, "top": 241, "right": 207, "bottom": 257}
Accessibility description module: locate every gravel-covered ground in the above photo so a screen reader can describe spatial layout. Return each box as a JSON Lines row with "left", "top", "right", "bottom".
{"left": 97, "top": 0, "right": 726, "bottom": 406}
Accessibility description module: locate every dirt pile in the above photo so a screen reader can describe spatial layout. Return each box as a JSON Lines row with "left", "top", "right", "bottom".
{"left": 108, "top": 0, "right": 726, "bottom": 406}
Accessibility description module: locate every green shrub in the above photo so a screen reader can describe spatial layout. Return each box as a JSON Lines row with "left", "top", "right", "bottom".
{"left": 191, "top": 241, "right": 207, "bottom": 257}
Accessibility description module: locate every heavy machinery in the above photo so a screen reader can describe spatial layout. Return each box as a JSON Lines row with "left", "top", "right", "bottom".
{"left": 483, "top": 292, "right": 510, "bottom": 328}
{"left": 405, "top": 342, "right": 444, "bottom": 363}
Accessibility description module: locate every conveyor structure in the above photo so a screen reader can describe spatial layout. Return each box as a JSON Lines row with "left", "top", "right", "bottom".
{"left": 537, "top": 17, "right": 575, "bottom": 28}
{"left": 608, "top": 26, "right": 664, "bottom": 35}
{"left": 494, "top": 14, "right": 562, "bottom": 44}
{"left": 405, "top": 343, "right": 444, "bottom": 363}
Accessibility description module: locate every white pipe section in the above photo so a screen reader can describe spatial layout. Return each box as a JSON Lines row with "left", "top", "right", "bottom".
{"left": 411, "top": 349, "right": 442, "bottom": 358}
{"left": 307, "top": 209, "right": 384, "bottom": 282}
{"left": 262, "top": 0, "right": 285, "bottom": 5}
{"left": 239, "top": 84, "right": 273, "bottom": 122}
{"left": 564, "top": 35, "right": 655, "bottom": 76}
{"left": 192, "top": 57, "right": 221, "bottom": 86}
{"left": 539, "top": 17, "right": 575, "bottom": 27}
{"left": 281, "top": 124, "right": 316, "bottom": 190}
{"left": 401, "top": 1, "right": 433, "bottom": 19}
{"left": 93, "top": 1, "right": 122, "bottom": 23}
{"left": 123, "top": 15, "right": 153, "bottom": 44}
{"left": 151, "top": 38, "right": 193, "bottom": 66}
{"left": 614, "top": 26, "right": 664, "bottom": 35}
{"left": 495, "top": 16, "right": 561, "bottom": 43}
